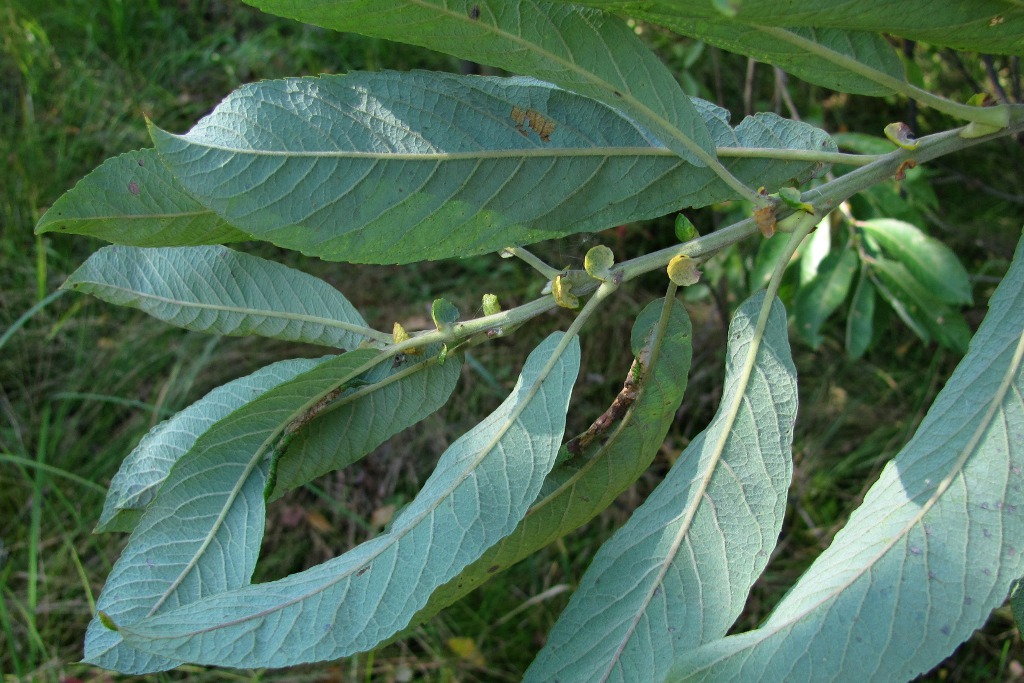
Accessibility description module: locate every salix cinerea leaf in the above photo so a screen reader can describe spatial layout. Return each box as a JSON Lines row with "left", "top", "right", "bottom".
{"left": 561, "top": 0, "right": 1024, "bottom": 63}
{"left": 267, "top": 349, "right": 464, "bottom": 501}
{"left": 148, "top": 72, "right": 835, "bottom": 264}
{"left": 525, "top": 292, "right": 797, "bottom": 683}
{"left": 34, "top": 148, "right": 249, "bottom": 247}
{"left": 545, "top": 2, "right": 906, "bottom": 97}
{"left": 63, "top": 245, "right": 378, "bottom": 349}
{"left": 668, "top": 234, "right": 1024, "bottom": 683}
{"left": 96, "top": 356, "right": 329, "bottom": 534}
{"left": 244, "top": 0, "right": 718, "bottom": 168}
{"left": 405, "top": 296, "right": 693, "bottom": 626}
{"left": 84, "top": 349, "right": 380, "bottom": 674}
{"left": 115, "top": 333, "right": 581, "bottom": 668}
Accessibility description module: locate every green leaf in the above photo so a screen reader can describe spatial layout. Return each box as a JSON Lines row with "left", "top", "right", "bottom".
{"left": 525, "top": 292, "right": 797, "bottom": 683}
{"left": 150, "top": 72, "right": 834, "bottom": 264}
{"left": 845, "top": 265, "right": 876, "bottom": 359}
{"left": 431, "top": 298, "right": 460, "bottom": 329}
{"left": 859, "top": 218, "right": 973, "bottom": 306}
{"left": 831, "top": 132, "right": 897, "bottom": 156}
{"left": 35, "top": 148, "right": 248, "bottom": 246}
{"left": 569, "top": 0, "right": 1024, "bottom": 56}
{"left": 245, "top": 0, "right": 716, "bottom": 167}
{"left": 750, "top": 233, "right": 793, "bottom": 293}
{"left": 407, "top": 296, "right": 693, "bottom": 625}
{"left": 793, "top": 242, "right": 859, "bottom": 348}
{"left": 63, "top": 245, "right": 374, "bottom": 349}
{"left": 84, "top": 349, "right": 380, "bottom": 674}
{"left": 669, "top": 234, "right": 1024, "bottom": 682}
{"left": 799, "top": 221, "right": 831, "bottom": 285}
{"left": 96, "top": 356, "right": 328, "bottom": 534}
{"left": 1012, "top": 580, "right": 1024, "bottom": 633}
{"left": 871, "top": 258, "right": 972, "bottom": 353}
{"left": 268, "top": 351, "right": 464, "bottom": 500}
{"left": 620, "top": 17, "right": 906, "bottom": 96}
{"left": 116, "top": 333, "right": 580, "bottom": 669}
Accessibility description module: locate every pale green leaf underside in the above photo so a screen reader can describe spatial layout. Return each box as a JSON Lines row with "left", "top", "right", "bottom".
{"left": 97, "top": 356, "right": 327, "bottom": 534}
{"left": 118, "top": 333, "right": 581, "bottom": 668}
{"left": 85, "top": 350, "right": 378, "bottom": 674}
{"left": 151, "top": 72, "right": 834, "bottom": 264}
{"left": 572, "top": 1, "right": 1024, "bottom": 55}
{"left": 64, "top": 245, "right": 372, "bottom": 349}
{"left": 669, "top": 235, "right": 1024, "bottom": 682}
{"left": 526, "top": 292, "right": 797, "bottom": 683}
{"left": 269, "top": 351, "right": 464, "bottom": 500}
{"left": 408, "top": 296, "right": 693, "bottom": 625}
{"left": 246, "top": 0, "right": 715, "bottom": 166}
{"left": 35, "top": 148, "right": 248, "bottom": 246}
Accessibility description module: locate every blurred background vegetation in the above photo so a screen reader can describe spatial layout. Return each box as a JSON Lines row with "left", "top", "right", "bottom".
{"left": 2, "top": 1, "right": 1023, "bottom": 680}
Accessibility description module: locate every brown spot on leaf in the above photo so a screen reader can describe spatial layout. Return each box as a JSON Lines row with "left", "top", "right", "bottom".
{"left": 128, "top": 181, "right": 140, "bottom": 196}
{"left": 137, "top": 158, "right": 145, "bottom": 166}
{"left": 487, "top": 564, "right": 501, "bottom": 574}
{"left": 469, "top": 5, "right": 480, "bottom": 20}
{"left": 511, "top": 105, "right": 556, "bottom": 142}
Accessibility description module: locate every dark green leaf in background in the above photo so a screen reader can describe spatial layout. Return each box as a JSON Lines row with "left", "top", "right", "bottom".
{"left": 793, "top": 242, "right": 859, "bottom": 348}
{"left": 870, "top": 257, "right": 971, "bottom": 353}
{"left": 859, "top": 218, "right": 973, "bottom": 306}
{"left": 845, "top": 265, "right": 876, "bottom": 359}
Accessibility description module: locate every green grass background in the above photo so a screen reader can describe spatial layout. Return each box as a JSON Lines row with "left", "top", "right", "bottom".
{"left": 2, "top": 1, "right": 1023, "bottom": 681}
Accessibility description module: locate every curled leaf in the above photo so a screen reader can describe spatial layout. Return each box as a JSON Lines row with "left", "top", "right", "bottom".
{"left": 584, "top": 245, "right": 615, "bottom": 281}
{"left": 667, "top": 254, "right": 702, "bottom": 286}
{"left": 776, "top": 187, "right": 814, "bottom": 214}
{"left": 482, "top": 293, "right": 501, "bottom": 316}
{"left": 674, "top": 213, "right": 699, "bottom": 242}
{"left": 884, "top": 122, "right": 919, "bottom": 150}
{"left": 392, "top": 322, "right": 422, "bottom": 355}
{"left": 431, "top": 298, "right": 460, "bottom": 330}
{"left": 552, "top": 275, "right": 579, "bottom": 309}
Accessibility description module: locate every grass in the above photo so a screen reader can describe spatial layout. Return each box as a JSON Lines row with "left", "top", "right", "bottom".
{"left": 2, "top": 1, "right": 1023, "bottom": 681}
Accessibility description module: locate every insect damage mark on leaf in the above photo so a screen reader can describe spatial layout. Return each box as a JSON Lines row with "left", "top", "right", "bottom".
{"left": 128, "top": 181, "right": 140, "bottom": 196}
{"left": 566, "top": 352, "right": 646, "bottom": 456}
{"left": 511, "top": 105, "right": 556, "bottom": 142}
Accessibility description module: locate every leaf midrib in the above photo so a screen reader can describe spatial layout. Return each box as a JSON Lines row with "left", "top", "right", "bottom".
{"left": 689, "top": 324, "right": 1024, "bottom": 672}
{"left": 67, "top": 281, "right": 371, "bottom": 342}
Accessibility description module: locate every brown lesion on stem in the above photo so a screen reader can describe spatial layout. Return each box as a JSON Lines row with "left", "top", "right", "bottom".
{"left": 285, "top": 386, "right": 345, "bottom": 436}
{"left": 566, "top": 351, "right": 647, "bottom": 457}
